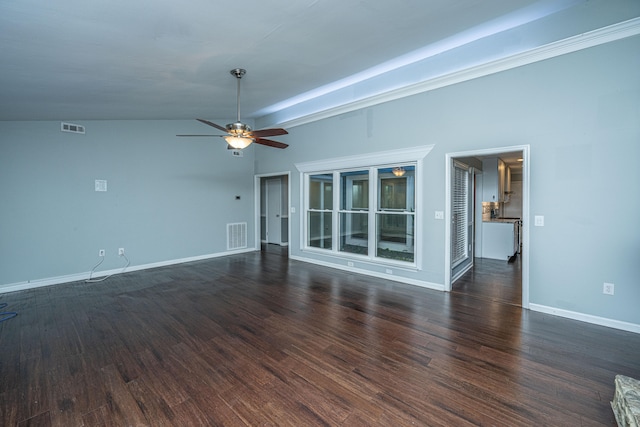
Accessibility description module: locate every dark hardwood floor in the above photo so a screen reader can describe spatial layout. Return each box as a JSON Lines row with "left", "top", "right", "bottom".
{"left": 452, "top": 256, "right": 522, "bottom": 306}
{"left": 1, "top": 247, "right": 638, "bottom": 426}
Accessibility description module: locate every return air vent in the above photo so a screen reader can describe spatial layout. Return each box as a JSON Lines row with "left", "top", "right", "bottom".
{"left": 227, "top": 222, "right": 247, "bottom": 250}
{"left": 61, "top": 122, "right": 85, "bottom": 134}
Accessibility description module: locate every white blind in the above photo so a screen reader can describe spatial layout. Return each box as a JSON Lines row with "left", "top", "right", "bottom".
{"left": 452, "top": 163, "right": 468, "bottom": 265}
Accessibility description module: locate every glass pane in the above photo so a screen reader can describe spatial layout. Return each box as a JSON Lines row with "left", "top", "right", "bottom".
{"left": 377, "top": 213, "right": 414, "bottom": 262}
{"left": 339, "top": 212, "right": 368, "bottom": 255}
{"left": 309, "top": 174, "right": 333, "bottom": 210}
{"left": 308, "top": 211, "right": 332, "bottom": 249}
{"left": 340, "top": 171, "right": 369, "bottom": 210}
{"left": 378, "top": 166, "right": 415, "bottom": 211}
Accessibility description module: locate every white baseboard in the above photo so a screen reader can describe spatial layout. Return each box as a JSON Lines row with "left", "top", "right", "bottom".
{"left": 289, "top": 254, "right": 444, "bottom": 291}
{"left": 529, "top": 303, "right": 640, "bottom": 334}
{"left": 6, "top": 252, "right": 636, "bottom": 335}
{"left": 0, "top": 248, "right": 257, "bottom": 294}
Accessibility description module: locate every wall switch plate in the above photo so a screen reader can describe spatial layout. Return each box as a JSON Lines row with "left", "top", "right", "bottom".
{"left": 386, "top": 269, "right": 393, "bottom": 275}
{"left": 347, "top": 261, "right": 354, "bottom": 267}
{"left": 95, "top": 180, "right": 107, "bottom": 192}
{"left": 435, "top": 211, "right": 444, "bottom": 220}
{"left": 603, "top": 282, "right": 614, "bottom": 295}
{"left": 534, "top": 215, "right": 544, "bottom": 226}
{"left": 290, "top": 207, "right": 296, "bottom": 214}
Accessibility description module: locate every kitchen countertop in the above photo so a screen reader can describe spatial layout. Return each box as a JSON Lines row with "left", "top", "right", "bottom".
{"left": 483, "top": 217, "right": 521, "bottom": 223}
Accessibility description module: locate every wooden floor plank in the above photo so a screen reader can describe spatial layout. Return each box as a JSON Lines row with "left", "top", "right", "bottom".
{"left": 1, "top": 248, "right": 639, "bottom": 426}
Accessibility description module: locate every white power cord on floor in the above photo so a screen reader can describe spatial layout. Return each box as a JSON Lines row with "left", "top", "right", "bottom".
{"left": 86, "top": 252, "right": 130, "bottom": 283}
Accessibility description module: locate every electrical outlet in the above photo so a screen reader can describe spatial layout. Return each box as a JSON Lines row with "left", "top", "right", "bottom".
{"left": 99, "top": 249, "right": 105, "bottom": 257}
{"left": 347, "top": 261, "right": 354, "bottom": 267}
{"left": 118, "top": 248, "right": 125, "bottom": 256}
{"left": 603, "top": 282, "right": 614, "bottom": 295}
{"left": 386, "top": 269, "right": 393, "bottom": 275}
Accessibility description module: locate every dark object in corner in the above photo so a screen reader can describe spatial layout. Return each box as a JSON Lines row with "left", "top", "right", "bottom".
{"left": 508, "top": 253, "right": 517, "bottom": 264}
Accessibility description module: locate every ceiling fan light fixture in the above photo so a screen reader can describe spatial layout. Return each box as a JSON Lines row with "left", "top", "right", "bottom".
{"left": 392, "top": 167, "right": 406, "bottom": 177}
{"left": 224, "top": 135, "right": 254, "bottom": 149}
{"left": 179, "top": 69, "right": 289, "bottom": 149}
{"left": 227, "top": 121, "right": 251, "bottom": 134}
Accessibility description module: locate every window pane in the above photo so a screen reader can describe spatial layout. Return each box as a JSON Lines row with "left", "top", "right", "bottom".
{"left": 377, "top": 213, "right": 414, "bottom": 262}
{"left": 378, "top": 166, "right": 414, "bottom": 211}
{"left": 308, "top": 211, "right": 332, "bottom": 249}
{"left": 339, "top": 212, "right": 368, "bottom": 255}
{"left": 309, "top": 174, "right": 333, "bottom": 210}
{"left": 340, "top": 171, "right": 369, "bottom": 210}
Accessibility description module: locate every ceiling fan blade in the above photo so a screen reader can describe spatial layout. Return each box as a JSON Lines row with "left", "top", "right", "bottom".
{"left": 250, "top": 128, "right": 288, "bottom": 138}
{"left": 254, "top": 137, "right": 288, "bottom": 149}
{"left": 196, "top": 119, "right": 228, "bottom": 133}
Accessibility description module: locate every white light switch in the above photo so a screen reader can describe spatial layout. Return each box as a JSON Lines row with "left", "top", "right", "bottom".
{"left": 435, "top": 211, "right": 444, "bottom": 220}
{"left": 95, "top": 179, "right": 107, "bottom": 192}
{"left": 290, "top": 207, "right": 296, "bottom": 214}
{"left": 534, "top": 215, "right": 544, "bottom": 226}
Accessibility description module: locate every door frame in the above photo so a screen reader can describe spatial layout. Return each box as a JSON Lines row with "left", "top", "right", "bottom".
{"left": 254, "top": 171, "right": 291, "bottom": 254}
{"left": 444, "top": 145, "right": 530, "bottom": 308}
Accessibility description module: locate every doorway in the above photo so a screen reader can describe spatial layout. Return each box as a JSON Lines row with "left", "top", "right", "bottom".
{"left": 444, "top": 145, "right": 529, "bottom": 308}
{"left": 266, "top": 178, "right": 282, "bottom": 245}
{"left": 255, "top": 173, "right": 290, "bottom": 253}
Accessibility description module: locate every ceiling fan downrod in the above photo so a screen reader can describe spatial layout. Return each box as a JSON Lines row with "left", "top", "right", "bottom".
{"left": 230, "top": 68, "right": 246, "bottom": 123}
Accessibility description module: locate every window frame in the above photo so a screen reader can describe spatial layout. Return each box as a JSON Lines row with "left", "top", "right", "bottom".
{"left": 296, "top": 146, "right": 433, "bottom": 270}
{"left": 339, "top": 170, "right": 371, "bottom": 255}
{"left": 307, "top": 173, "right": 334, "bottom": 249}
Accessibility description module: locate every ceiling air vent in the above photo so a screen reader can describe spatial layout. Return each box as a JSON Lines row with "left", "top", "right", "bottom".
{"left": 61, "top": 122, "right": 85, "bottom": 134}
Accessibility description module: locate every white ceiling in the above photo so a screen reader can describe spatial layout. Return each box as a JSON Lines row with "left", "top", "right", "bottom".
{"left": 1, "top": 0, "right": 638, "bottom": 124}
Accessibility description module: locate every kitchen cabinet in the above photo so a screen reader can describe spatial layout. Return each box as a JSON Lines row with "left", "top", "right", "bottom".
{"left": 482, "top": 157, "right": 509, "bottom": 202}
{"left": 481, "top": 221, "right": 517, "bottom": 260}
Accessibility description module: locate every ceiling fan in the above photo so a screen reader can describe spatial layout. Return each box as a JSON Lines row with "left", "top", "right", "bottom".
{"left": 178, "top": 68, "right": 288, "bottom": 149}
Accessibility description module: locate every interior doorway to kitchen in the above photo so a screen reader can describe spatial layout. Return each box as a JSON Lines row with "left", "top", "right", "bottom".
{"left": 444, "top": 145, "right": 529, "bottom": 308}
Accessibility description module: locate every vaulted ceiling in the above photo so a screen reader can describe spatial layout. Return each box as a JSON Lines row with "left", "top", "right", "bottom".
{"left": 1, "top": 0, "right": 638, "bottom": 125}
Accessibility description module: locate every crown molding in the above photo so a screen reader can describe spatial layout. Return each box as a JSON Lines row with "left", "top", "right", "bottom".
{"left": 278, "top": 17, "right": 640, "bottom": 130}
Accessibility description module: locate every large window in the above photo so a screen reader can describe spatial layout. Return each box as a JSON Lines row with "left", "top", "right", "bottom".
{"left": 340, "top": 170, "right": 369, "bottom": 255}
{"left": 377, "top": 167, "right": 415, "bottom": 262}
{"left": 304, "top": 165, "right": 416, "bottom": 264}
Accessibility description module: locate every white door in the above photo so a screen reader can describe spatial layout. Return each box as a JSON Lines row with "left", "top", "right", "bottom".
{"left": 266, "top": 179, "right": 282, "bottom": 245}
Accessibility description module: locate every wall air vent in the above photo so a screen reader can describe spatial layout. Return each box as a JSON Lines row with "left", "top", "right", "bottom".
{"left": 227, "top": 222, "right": 247, "bottom": 250}
{"left": 61, "top": 122, "right": 85, "bottom": 134}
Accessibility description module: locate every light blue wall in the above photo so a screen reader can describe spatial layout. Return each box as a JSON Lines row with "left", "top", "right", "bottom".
{"left": 255, "top": 36, "right": 640, "bottom": 325}
{"left": 0, "top": 120, "right": 256, "bottom": 287}
{"left": 1, "top": 37, "right": 637, "bottom": 327}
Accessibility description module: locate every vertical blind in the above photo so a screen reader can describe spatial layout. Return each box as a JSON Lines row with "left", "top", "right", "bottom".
{"left": 452, "top": 162, "right": 469, "bottom": 265}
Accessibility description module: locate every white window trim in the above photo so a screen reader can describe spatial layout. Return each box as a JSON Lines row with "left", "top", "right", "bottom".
{"left": 296, "top": 145, "right": 434, "bottom": 271}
